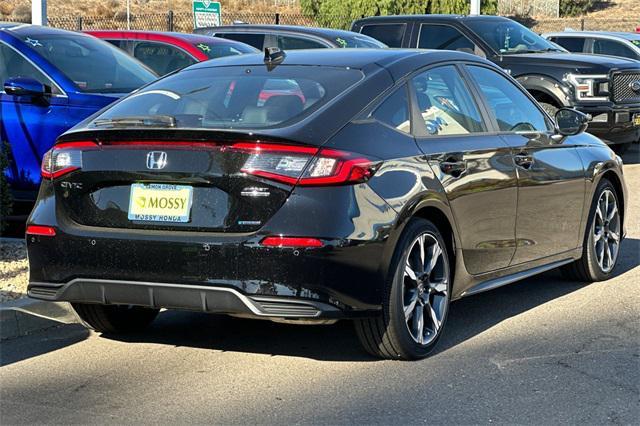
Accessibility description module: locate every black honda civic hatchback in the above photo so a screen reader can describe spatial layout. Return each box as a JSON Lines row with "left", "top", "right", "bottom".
{"left": 26, "top": 49, "right": 627, "bottom": 359}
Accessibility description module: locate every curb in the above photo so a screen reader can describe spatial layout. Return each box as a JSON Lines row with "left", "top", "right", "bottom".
{"left": 0, "top": 297, "right": 79, "bottom": 340}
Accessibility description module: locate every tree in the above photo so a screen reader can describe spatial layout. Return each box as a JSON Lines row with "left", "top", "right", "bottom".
{"left": 300, "top": 0, "right": 498, "bottom": 29}
{"left": 559, "top": 0, "right": 596, "bottom": 17}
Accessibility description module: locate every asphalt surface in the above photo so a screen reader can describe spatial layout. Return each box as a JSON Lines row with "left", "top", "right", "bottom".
{"left": 1, "top": 145, "right": 639, "bottom": 425}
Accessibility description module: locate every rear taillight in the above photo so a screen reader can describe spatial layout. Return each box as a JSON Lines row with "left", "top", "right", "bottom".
{"left": 231, "top": 142, "right": 376, "bottom": 186}
{"left": 260, "top": 236, "right": 323, "bottom": 248}
{"left": 26, "top": 225, "right": 56, "bottom": 236}
{"left": 41, "top": 141, "right": 97, "bottom": 179}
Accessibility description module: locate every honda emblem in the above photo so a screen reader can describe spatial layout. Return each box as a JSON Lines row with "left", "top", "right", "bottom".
{"left": 146, "top": 151, "right": 167, "bottom": 170}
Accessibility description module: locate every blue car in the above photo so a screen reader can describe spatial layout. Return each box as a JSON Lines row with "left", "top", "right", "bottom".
{"left": 0, "top": 24, "right": 156, "bottom": 216}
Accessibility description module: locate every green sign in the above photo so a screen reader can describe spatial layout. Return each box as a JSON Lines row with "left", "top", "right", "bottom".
{"left": 193, "top": 1, "right": 221, "bottom": 29}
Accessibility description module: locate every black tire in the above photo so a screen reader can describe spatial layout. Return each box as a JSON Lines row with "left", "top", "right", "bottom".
{"left": 539, "top": 102, "right": 559, "bottom": 117}
{"left": 72, "top": 303, "right": 159, "bottom": 333}
{"left": 561, "top": 178, "right": 621, "bottom": 282}
{"left": 611, "top": 143, "right": 631, "bottom": 155}
{"left": 354, "top": 218, "right": 452, "bottom": 360}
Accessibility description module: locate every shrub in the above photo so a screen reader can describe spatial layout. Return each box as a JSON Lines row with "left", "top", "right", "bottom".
{"left": 0, "top": 142, "right": 13, "bottom": 234}
{"left": 560, "top": 0, "right": 596, "bottom": 17}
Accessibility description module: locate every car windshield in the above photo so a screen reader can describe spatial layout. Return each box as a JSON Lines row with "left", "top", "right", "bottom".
{"left": 466, "top": 19, "right": 561, "bottom": 54}
{"left": 333, "top": 34, "right": 387, "bottom": 48}
{"left": 90, "top": 65, "right": 363, "bottom": 130}
{"left": 22, "top": 32, "right": 156, "bottom": 93}
{"left": 191, "top": 41, "right": 258, "bottom": 59}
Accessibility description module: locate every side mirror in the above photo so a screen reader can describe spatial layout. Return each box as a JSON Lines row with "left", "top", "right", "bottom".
{"left": 555, "top": 108, "right": 589, "bottom": 136}
{"left": 3, "top": 77, "right": 47, "bottom": 98}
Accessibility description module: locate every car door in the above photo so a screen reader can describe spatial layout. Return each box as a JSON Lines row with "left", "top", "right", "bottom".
{"left": 549, "top": 36, "right": 587, "bottom": 53}
{"left": 593, "top": 38, "right": 640, "bottom": 61}
{"left": 411, "top": 64, "right": 518, "bottom": 275}
{"left": 0, "top": 41, "right": 69, "bottom": 195}
{"left": 466, "top": 64, "right": 586, "bottom": 265}
{"left": 415, "top": 23, "right": 487, "bottom": 58}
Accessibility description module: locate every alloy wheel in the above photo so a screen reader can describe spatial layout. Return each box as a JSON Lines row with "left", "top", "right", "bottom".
{"left": 593, "top": 189, "right": 621, "bottom": 273}
{"left": 402, "top": 233, "right": 450, "bottom": 345}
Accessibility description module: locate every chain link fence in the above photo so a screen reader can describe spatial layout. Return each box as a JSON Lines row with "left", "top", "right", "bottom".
{"left": 4, "top": 12, "right": 638, "bottom": 34}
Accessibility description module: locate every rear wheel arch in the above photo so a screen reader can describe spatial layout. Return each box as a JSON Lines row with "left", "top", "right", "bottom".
{"left": 599, "top": 170, "right": 625, "bottom": 230}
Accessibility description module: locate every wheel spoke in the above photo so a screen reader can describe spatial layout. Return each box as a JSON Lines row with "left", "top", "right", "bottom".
{"left": 607, "top": 203, "right": 617, "bottom": 221}
{"left": 404, "top": 292, "right": 418, "bottom": 321}
{"left": 426, "top": 242, "right": 442, "bottom": 274}
{"left": 431, "top": 280, "right": 448, "bottom": 294}
{"left": 609, "top": 230, "right": 620, "bottom": 242}
{"left": 412, "top": 304, "right": 424, "bottom": 344}
{"left": 597, "top": 241, "right": 605, "bottom": 267}
{"left": 405, "top": 263, "right": 418, "bottom": 282}
{"left": 605, "top": 242, "right": 613, "bottom": 269}
{"left": 596, "top": 204, "right": 604, "bottom": 224}
{"left": 428, "top": 304, "right": 440, "bottom": 331}
{"left": 594, "top": 230, "right": 604, "bottom": 242}
{"left": 418, "top": 235, "right": 426, "bottom": 270}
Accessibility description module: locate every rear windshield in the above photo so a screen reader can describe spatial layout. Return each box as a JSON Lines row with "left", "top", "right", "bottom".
{"left": 333, "top": 34, "right": 387, "bottom": 48}
{"left": 90, "top": 65, "right": 364, "bottom": 130}
{"left": 192, "top": 41, "right": 258, "bottom": 59}
{"left": 21, "top": 32, "right": 156, "bottom": 93}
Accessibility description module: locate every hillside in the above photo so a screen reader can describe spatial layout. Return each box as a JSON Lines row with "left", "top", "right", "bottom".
{"left": 0, "top": 0, "right": 301, "bottom": 21}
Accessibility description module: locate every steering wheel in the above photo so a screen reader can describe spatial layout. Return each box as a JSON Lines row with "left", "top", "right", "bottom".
{"left": 509, "top": 122, "right": 536, "bottom": 132}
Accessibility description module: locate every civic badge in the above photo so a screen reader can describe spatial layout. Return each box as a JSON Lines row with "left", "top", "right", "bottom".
{"left": 146, "top": 151, "right": 167, "bottom": 170}
{"left": 629, "top": 80, "right": 640, "bottom": 92}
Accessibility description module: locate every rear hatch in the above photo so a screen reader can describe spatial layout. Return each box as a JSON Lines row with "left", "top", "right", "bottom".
{"left": 48, "top": 135, "right": 301, "bottom": 233}
{"left": 45, "top": 131, "right": 375, "bottom": 233}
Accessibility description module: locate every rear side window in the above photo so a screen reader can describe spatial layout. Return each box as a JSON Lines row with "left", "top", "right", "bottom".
{"left": 133, "top": 42, "right": 196, "bottom": 76}
{"left": 418, "top": 24, "right": 485, "bottom": 57}
{"left": 467, "top": 65, "right": 551, "bottom": 133}
{"left": 91, "top": 65, "right": 363, "bottom": 130}
{"left": 412, "top": 65, "right": 485, "bottom": 136}
{"left": 215, "top": 33, "right": 265, "bottom": 50}
{"left": 371, "top": 86, "right": 410, "bottom": 134}
{"left": 277, "top": 35, "right": 327, "bottom": 50}
{"left": 593, "top": 39, "right": 637, "bottom": 59}
{"left": 360, "top": 24, "right": 405, "bottom": 47}
{"left": 550, "top": 37, "right": 585, "bottom": 53}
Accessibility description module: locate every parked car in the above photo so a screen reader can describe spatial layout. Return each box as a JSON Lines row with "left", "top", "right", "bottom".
{"left": 86, "top": 30, "right": 259, "bottom": 76}
{"left": 26, "top": 49, "right": 627, "bottom": 360}
{"left": 542, "top": 31, "right": 640, "bottom": 62}
{"left": 351, "top": 15, "right": 640, "bottom": 153}
{"left": 193, "top": 24, "right": 387, "bottom": 50}
{"left": 0, "top": 23, "right": 156, "bottom": 220}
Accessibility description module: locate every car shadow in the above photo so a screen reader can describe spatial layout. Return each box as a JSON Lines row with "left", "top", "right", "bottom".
{"left": 621, "top": 143, "right": 639, "bottom": 165}
{"left": 103, "top": 238, "right": 639, "bottom": 361}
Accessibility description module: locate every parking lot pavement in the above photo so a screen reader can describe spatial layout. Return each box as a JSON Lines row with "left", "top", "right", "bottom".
{"left": 1, "top": 146, "right": 638, "bottom": 425}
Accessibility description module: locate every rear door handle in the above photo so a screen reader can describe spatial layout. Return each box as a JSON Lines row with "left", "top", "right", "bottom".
{"left": 440, "top": 157, "right": 467, "bottom": 177}
{"left": 514, "top": 152, "right": 534, "bottom": 169}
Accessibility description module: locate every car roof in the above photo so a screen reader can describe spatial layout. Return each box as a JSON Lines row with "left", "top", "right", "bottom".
{"left": 203, "top": 24, "right": 374, "bottom": 39}
{"left": 86, "top": 30, "right": 242, "bottom": 45}
{"left": 0, "top": 23, "right": 85, "bottom": 37}
{"left": 543, "top": 31, "right": 640, "bottom": 41}
{"left": 354, "top": 14, "right": 510, "bottom": 23}
{"left": 188, "top": 47, "right": 492, "bottom": 76}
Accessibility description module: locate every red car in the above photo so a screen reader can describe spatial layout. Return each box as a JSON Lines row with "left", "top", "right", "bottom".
{"left": 86, "top": 30, "right": 258, "bottom": 75}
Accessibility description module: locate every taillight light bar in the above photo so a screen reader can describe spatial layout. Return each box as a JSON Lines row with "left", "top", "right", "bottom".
{"left": 261, "top": 236, "right": 323, "bottom": 248}
{"left": 41, "top": 141, "right": 98, "bottom": 179}
{"left": 26, "top": 225, "right": 56, "bottom": 236}
{"left": 230, "top": 142, "right": 376, "bottom": 186}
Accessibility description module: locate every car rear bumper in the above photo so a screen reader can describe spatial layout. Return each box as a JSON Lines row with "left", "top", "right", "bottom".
{"left": 28, "top": 278, "right": 350, "bottom": 320}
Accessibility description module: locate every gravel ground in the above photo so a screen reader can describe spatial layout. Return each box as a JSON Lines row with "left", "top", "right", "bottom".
{"left": 0, "top": 239, "right": 28, "bottom": 303}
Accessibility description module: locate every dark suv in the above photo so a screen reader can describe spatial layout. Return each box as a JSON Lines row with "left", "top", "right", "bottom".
{"left": 352, "top": 15, "right": 640, "bottom": 153}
